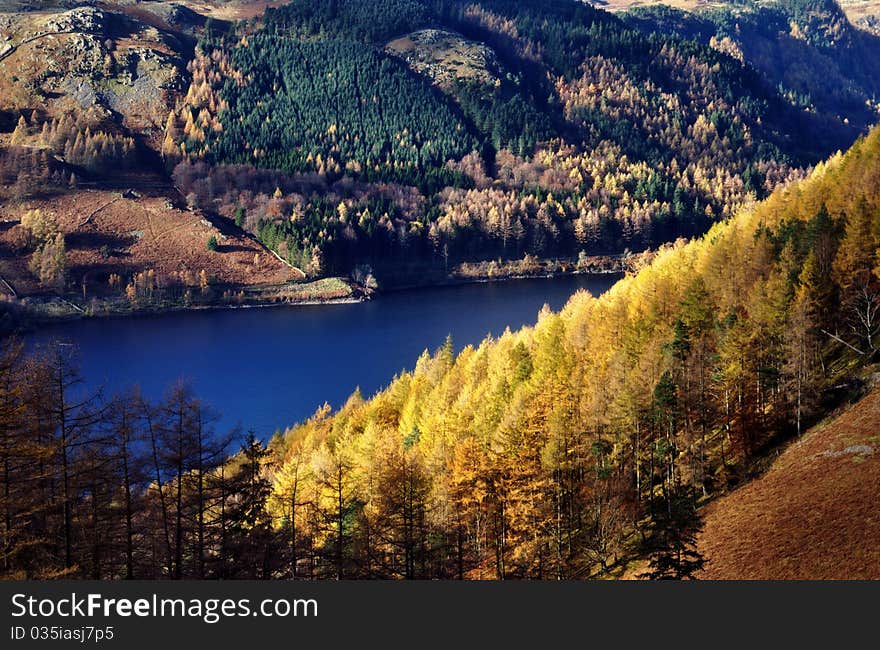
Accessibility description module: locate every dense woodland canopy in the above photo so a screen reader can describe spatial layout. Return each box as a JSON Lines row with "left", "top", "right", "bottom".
{"left": 200, "top": 36, "right": 478, "bottom": 191}
{"left": 3, "top": 124, "right": 878, "bottom": 579}
{"left": 168, "top": 0, "right": 857, "bottom": 280}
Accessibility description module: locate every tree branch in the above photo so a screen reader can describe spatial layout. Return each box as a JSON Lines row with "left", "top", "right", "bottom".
{"left": 820, "top": 329, "right": 865, "bottom": 355}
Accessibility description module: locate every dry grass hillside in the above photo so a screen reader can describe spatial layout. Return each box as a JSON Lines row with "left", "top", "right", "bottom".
{"left": 697, "top": 383, "right": 880, "bottom": 579}
{"left": 0, "top": 188, "right": 297, "bottom": 299}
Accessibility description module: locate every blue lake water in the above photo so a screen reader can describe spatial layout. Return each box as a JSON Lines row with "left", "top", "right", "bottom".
{"left": 27, "top": 274, "right": 621, "bottom": 438}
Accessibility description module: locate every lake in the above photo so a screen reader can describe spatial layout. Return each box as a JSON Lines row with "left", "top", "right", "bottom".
{"left": 28, "top": 273, "right": 621, "bottom": 438}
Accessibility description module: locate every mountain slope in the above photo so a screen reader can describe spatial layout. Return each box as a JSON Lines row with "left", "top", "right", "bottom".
{"left": 261, "top": 124, "right": 880, "bottom": 579}
{"left": 623, "top": 0, "right": 880, "bottom": 138}
{"left": 0, "top": 5, "right": 191, "bottom": 136}
{"left": 170, "top": 0, "right": 839, "bottom": 281}
{"left": 2, "top": 0, "right": 877, "bottom": 315}
{"left": 0, "top": 2, "right": 353, "bottom": 317}
{"left": 698, "top": 385, "right": 880, "bottom": 579}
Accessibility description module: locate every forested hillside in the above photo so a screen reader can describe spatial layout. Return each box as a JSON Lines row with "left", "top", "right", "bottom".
{"left": 260, "top": 124, "right": 880, "bottom": 579}
{"left": 192, "top": 35, "right": 478, "bottom": 190}
{"left": 2, "top": 0, "right": 877, "bottom": 311}
{"left": 2, "top": 124, "right": 878, "bottom": 580}
{"left": 0, "top": 4, "right": 314, "bottom": 318}
{"left": 624, "top": 0, "right": 880, "bottom": 136}
{"left": 169, "top": 0, "right": 859, "bottom": 280}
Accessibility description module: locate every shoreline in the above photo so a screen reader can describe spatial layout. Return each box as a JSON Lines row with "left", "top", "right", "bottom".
{"left": 384, "top": 265, "right": 628, "bottom": 293}
{"left": 4, "top": 292, "right": 367, "bottom": 332}
{"left": 377, "top": 252, "right": 641, "bottom": 293}
{"left": 4, "top": 253, "right": 639, "bottom": 332}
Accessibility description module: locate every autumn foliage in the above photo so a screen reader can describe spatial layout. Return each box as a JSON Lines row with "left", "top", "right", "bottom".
{"left": 264, "top": 125, "right": 880, "bottom": 578}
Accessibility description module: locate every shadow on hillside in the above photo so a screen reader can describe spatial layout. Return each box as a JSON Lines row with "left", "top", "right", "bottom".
{"left": 217, "top": 244, "right": 254, "bottom": 254}
{"left": 65, "top": 232, "right": 137, "bottom": 251}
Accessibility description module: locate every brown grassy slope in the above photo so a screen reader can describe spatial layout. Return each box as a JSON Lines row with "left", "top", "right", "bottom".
{"left": 0, "top": 189, "right": 296, "bottom": 297}
{"left": 697, "top": 385, "right": 880, "bottom": 579}
{"left": 172, "top": 0, "right": 290, "bottom": 21}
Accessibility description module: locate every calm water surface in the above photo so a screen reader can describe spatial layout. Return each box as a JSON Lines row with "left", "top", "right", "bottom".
{"left": 28, "top": 274, "right": 621, "bottom": 437}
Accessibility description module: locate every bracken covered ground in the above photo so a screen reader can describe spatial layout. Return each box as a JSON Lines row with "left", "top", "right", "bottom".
{"left": 697, "top": 383, "right": 880, "bottom": 580}
{"left": 0, "top": 188, "right": 297, "bottom": 298}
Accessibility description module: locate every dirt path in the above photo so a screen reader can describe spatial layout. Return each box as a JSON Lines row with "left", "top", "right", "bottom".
{"left": 0, "top": 30, "right": 84, "bottom": 63}
{"left": 77, "top": 196, "right": 121, "bottom": 228}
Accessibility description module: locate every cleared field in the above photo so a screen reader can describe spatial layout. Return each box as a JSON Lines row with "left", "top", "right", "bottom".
{"left": 839, "top": 0, "right": 880, "bottom": 29}
{"left": 591, "top": 0, "right": 716, "bottom": 12}
{"left": 697, "top": 384, "right": 880, "bottom": 579}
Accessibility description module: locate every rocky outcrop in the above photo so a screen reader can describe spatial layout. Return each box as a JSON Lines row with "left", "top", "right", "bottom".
{"left": 41, "top": 6, "right": 105, "bottom": 35}
{"left": 1, "top": 5, "right": 190, "bottom": 133}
